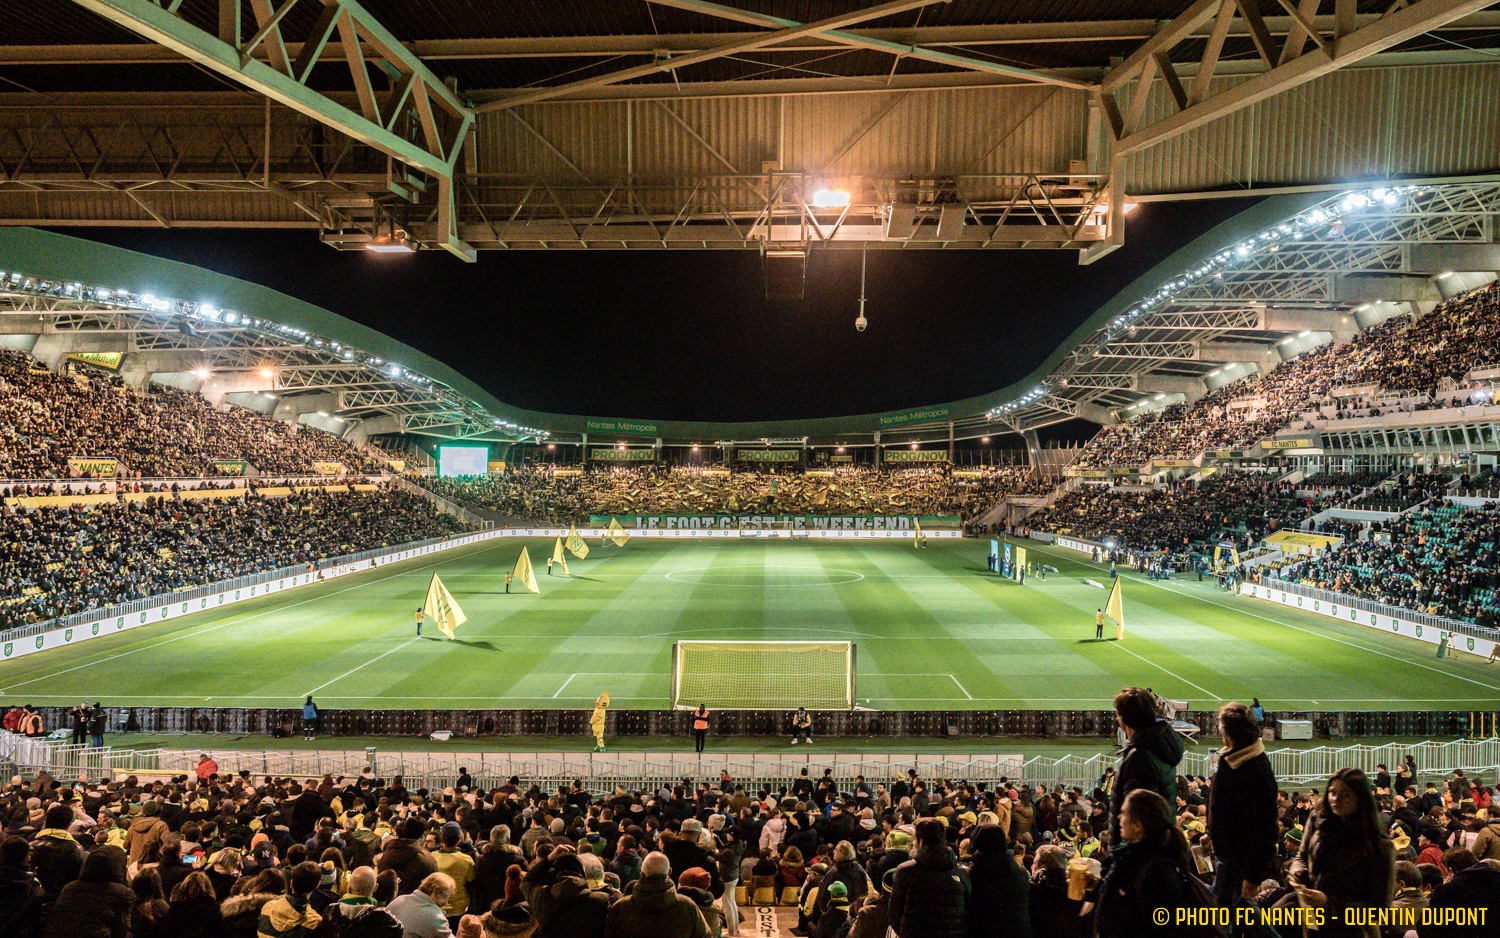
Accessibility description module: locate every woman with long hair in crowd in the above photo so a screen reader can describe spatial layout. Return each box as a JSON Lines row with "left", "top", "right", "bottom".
{"left": 1286, "top": 767, "right": 1396, "bottom": 938}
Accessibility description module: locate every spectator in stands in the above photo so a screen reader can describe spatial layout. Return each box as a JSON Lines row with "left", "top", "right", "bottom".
{"left": 1288, "top": 768, "right": 1395, "bottom": 938}
{"left": 386, "top": 871, "right": 454, "bottom": 938}
{"left": 1109, "top": 687, "right": 1185, "bottom": 847}
{"left": 0, "top": 836, "right": 44, "bottom": 938}
{"left": 1096, "top": 789, "right": 1193, "bottom": 938}
{"left": 161, "top": 871, "right": 225, "bottom": 938}
{"left": 889, "top": 817, "right": 969, "bottom": 938}
{"left": 966, "top": 822, "right": 1031, "bottom": 938}
{"left": 1207, "top": 702, "right": 1278, "bottom": 904}
{"left": 603, "top": 851, "right": 709, "bottom": 938}
{"left": 42, "top": 844, "right": 133, "bottom": 938}
{"left": 377, "top": 819, "right": 438, "bottom": 896}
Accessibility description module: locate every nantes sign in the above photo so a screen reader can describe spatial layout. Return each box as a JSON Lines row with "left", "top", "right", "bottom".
{"left": 585, "top": 418, "right": 658, "bottom": 435}
{"left": 67, "top": 457, "right": 118, "bottom": 477}
{"left": 878, "top": 405, "right": 950, "bottom": 428}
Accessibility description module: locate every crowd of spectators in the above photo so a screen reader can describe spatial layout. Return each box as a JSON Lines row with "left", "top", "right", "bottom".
{"left": 0, "top": 486, "right": 470, "bottom": 632}
{"left": 1275, "top": 500, "right": 1500, "bottom": 627}
{"left": 423, "top": 466, "right": 1046, "bottom": 527}
{"left": 3, "top": 688, "right": 1498, "bottom": 937}
{"left": 1030, "top": 474, "right": 1358, "bottom": 553}
{"left": 1075, "top": 282, "right": 1500, "bottom": 470}
{"left": 0, "top": 350, "right": 382, "bottom": 479}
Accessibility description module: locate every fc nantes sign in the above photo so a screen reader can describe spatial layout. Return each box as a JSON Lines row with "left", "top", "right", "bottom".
{"left": 67, "top": 457, "right": 118, "bottom": 477}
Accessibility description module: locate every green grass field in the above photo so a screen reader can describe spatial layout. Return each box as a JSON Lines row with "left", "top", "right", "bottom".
{"left": 3, "top": 537, "right": 1499, "bottom": 711}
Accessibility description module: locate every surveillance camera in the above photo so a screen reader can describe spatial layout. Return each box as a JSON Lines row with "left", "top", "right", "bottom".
{"left": 855, "top": 316, "right": 867, "bottom": 332}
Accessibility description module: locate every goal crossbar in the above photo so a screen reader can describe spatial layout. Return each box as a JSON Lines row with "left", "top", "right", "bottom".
{"left": 671, "top": 640, "right": 855, "bottom": 710}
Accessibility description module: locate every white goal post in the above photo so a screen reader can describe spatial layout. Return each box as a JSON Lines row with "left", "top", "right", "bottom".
{"left": 671, "top": 640, "right": 855, "bottom": 710}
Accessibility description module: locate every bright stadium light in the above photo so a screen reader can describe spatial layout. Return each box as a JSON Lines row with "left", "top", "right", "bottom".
{"left": 981, "top": 437, "right": 990, "bottom": 444}
{"left": 193, "top": 368, "right": 210, "bottom": 380}
{"left": 548, "top": 444, "right": 556, "bottom": 450}
{"left": 259, "top": 367, "right": 274, "bottom": 379}
{"left": 812, "top": 188, "right": 850, "bottom": 208}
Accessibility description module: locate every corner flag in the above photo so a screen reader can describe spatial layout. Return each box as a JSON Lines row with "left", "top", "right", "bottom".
{"left": 512, "top": 547, "right": 540, "bottom": 595}
{"left": 423, "top": 574, "right": 467, "bottom": 640}
{"left": 1105, "top": 577, "right": 1125, "bottom": 640}
{"left": 565, "top": 524, "right": 590, "bottom": 560}
{"left": 551, "top": 536, "right": 569, "bottom": 574}
{"left": 607, "top": 517, "right": 630, "bottom": 547}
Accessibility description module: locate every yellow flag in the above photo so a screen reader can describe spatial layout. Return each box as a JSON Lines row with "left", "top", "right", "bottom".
{"left": 565, "top": 524, "right": 590, "bottom": 559}
{"left": 512, "top": 547, "right": 540, "bottom": 594}
{"left": 551, "top": 536, "right": 569, "bottom": 573}
{"left": 607, "top": 517, "right": 630, "bottom": 547}
{"left": 423, "top": 574, "right": 467, "bottom": 640}
{"left": 1105, "top": 577, "right": 1125, "bottom": 640}
{"left": 1213, "top": 546, "right": 1222, "bottom": 569}
{"left": 913, "top": 516, "right": 924, "bottom": 548}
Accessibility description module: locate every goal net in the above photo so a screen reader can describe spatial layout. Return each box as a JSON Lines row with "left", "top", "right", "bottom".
{"left": 671, "top": 640, "right": 855, "bottom": 710}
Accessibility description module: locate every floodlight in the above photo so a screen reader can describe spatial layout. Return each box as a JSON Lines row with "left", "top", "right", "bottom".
{"left": 259, "top": 367, "right": 274, "bottom": 379}
{"left": 911, "top": 443, "right": 919, "bottom": 449}
{"left": 812, "top": 188, "right": 850, "bottom": 208}
{"left": 981, "top": 437, "right": 990, "bottom": 444}
{"left": 366, "top": 230, "right": 415, "bottom": 253}
{"left": 140, "top": 293, "right": 156, "bottom": 305}
{"left": 192, "top": 368, "right": 210, "bottom": 380}
{"left": 837, "top": 446, "right": 845, "bottom": 453}
{"left": 548, "top": 444, "right": 557, "bottom": 450}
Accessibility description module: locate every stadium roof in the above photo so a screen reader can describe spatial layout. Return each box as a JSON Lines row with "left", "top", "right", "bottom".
{"left": 3, "top": 179, "right": 1494, "bottom": 445}
{"left": 3, "top": 2, "right": 1498, "bottom": 262}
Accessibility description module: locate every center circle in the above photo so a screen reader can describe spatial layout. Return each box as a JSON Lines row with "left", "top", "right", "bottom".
{"left": 664, "top": 566, "right": 865, "bottom": 587}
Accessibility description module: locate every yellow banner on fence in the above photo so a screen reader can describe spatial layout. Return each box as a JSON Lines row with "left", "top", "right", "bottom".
{"left": 67, "top": 457, "right": 118, "bottom": 477}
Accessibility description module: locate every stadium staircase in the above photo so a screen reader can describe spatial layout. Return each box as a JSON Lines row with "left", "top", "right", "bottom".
{"left": 385, "top": 474, "right": 493, "bottom": 529}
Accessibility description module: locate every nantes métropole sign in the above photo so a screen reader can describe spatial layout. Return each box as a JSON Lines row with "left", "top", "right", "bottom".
{"left": 878, "top": 405, "right": 950, "bottom": 428}
{"left": 586, "top": 418, "right": 658, "bottom": 435}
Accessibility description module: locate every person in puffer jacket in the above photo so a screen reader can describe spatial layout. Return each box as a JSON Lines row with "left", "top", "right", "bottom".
{"left": 256, "top": 862, "right": 323, "bottom": 938}
{"left": 889, "top": 818, "right": 970, "bottom": 938}
{"left": 323, "top": 867, "right": 402, "bottom": 938}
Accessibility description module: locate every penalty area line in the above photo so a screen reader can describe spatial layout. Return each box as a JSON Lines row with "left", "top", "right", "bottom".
{"left": 553, "top": 673, "right": 578, "bottom": 699}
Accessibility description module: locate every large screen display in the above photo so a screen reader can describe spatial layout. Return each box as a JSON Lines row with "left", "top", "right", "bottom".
{"left": 438, "top": 445, "right": 489, "bottom": 477}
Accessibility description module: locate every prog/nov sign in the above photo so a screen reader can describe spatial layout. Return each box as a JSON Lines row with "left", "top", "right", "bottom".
{"left": 883, "top": 450, "right": 947, "bottom": 463}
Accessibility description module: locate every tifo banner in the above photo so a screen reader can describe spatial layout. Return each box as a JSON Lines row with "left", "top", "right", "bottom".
{"left": 67, "top": 351, "right": 123, "bottom": 370}
{"left": 878, "top": 405, "right": 950, "bottom": 428}
{"left": 591, "top": 514, "right": 961, "bottom": 530}
{"left": 883, "top": 450, "right": 947, "bottom": 463}
{"left": 67, "top": 457, "right": 118, "bottom": 477}
{"left": 313, "top": 462, "right": 345, "bottom": 475}
{"left": 1242, "top": 583, "right": 1497, "bottom": 661}
{"left": 736, "top": 450, "right": 799, "bottom": 462}
{"left": 212, "top": 460, "right": 247, "bottom": 476}
{"left": 591, "top": 448, "right": 656, "bottom": 462}
{"left": 1261, "top": 438, "right": 1316, "bottom": 450}
{"left": 585, "top": 418, "right": 658, "bottom": 434}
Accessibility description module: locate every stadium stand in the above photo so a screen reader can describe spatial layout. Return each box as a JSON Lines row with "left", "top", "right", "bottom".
{"left": 0, "top": 349, "right": 383, "bottom": 479}
{"left": 1, "top": 701, "right": 1494, "bottom": 938}
{"left": 1075, "top": 282, "right": 1500, "bottom": 469}
{"left": 1028, "top": 474, "right": 1361, "bottom": 553}
{"left": 0, "top": 487, "right": 470, "bottom": 631}
{"left": 420, "top": 465, "right": 1047, "bottom": 527}
{"left": 1277, "top": 501, "right": 1500, "bottom": 629}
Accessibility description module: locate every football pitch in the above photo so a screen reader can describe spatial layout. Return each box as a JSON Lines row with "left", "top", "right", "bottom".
{"left": 3, "top": 537, "right": 1499, "bottom": 712}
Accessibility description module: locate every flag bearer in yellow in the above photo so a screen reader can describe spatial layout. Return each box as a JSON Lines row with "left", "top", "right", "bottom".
{"left": 590, "top": 692, "right": 609, "bottom": 752}
{"left": 511, "top": 548, "right": 540, "bottom": 594}
{"left": 1095, "top": 608, "right": 1105, "bottom": 641}
{"left": 1105, "top": 577, "right": 1125, "bottom": 640}
{"left": 547, "top": 537, "right": 569, "bottom": 575}
{"left": 422, "top": 574, "right": 467, "bottom": 640}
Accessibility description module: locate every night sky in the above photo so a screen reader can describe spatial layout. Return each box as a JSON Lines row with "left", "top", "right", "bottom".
{"left": 60, "top": 198, "right": 1249, "bottom": 427}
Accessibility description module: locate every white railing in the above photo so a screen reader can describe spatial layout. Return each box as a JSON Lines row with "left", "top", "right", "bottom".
{"left": 5, "top": 731, "right": 1495, "bottom": 794}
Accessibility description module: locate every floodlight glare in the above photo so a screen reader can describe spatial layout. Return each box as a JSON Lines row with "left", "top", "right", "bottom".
{"left": 366, "top": 231, "right": 415, "bottom": 253}
{"left": 192, "top": 368, "right": 210, "bottom": 380}
{"left": 259, "top": 368, "right": 274, "bottom": 379}
{"left": 812, "top": 188, "right": 850, "bottom": 208}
